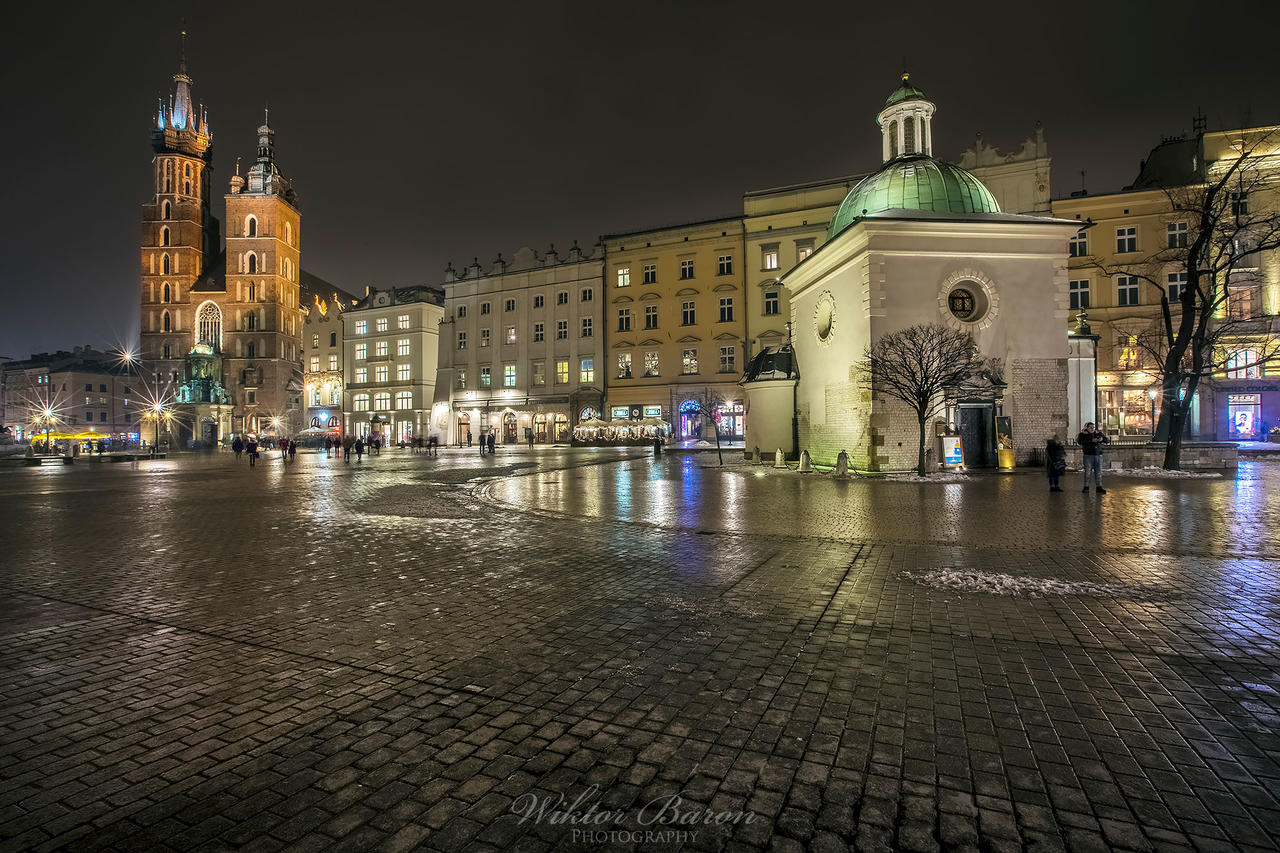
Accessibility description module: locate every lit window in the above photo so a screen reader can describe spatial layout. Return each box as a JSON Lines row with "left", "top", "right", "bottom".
{"left": 375, "top": 365, "right": 388, "bottom": 383}
{"left": 355, "top": 343, "right": 367, "bottom": 360}
{"left": 354, "top": 394, "right": 370, "bottom": 412}
{"left": 644, "top": 305, "right": 658, "bottom": 329}
{"left": 681, "top": 301, "right": 695, "bottom": 326}
{"left": 310, "top": 356, "right": 320, "bottom": 372}
{"left": 1167, "top": 222, "right": 1188, "bottom": 249}
{"left": 397, "top": 314, "right": 410, "bottom": 329}
{"left": 312, "top": 334, "right": 320, "bottom": 348}
{"left": 644, "top": 350, "right": 659, "bottom": 377}
{"left": 532, "top": 361, "right": 545, "bottom": 386}
{"left": 718, "top": 255, "right": 733, "bottom": 275}
{"left": 329, "top": 354, "right": 338, "bottom": 371}
{"left": 1116, "top": 226, "right": 1137, "bottom": 254}
{"left": 480, "top": 367, "right": 491, "bottom": 387}
{"left": 555, "top": 360, "right": 569, "bottom": 384}
{"left": 719, "top": 346, "right": 736, "bottom": 374}
{"left": 764, "top": 291, "right": 780, "bottom": 315}
{"left": 1227, "top": 349, "right": 1260, "bottom": 378}
{"left": 375, "top": 340, "right": 389, "bottom": 357}
{"left": 617, "top": 309, "right": 631, "bottom": 332}
{"left": 456, "top": 370, "right": 467, "bottom": 389}
{"left": 796, "top": 240, "right": 814, "bottom": 261}
{"left": 581, "top": 317, "right": 593, "bottom": 337}
{"left": 761, "top": 246, "right": 778, "bottom": 271}
{"left": 1069, "top": 280, "right": 1090, "bottom": 310}
{"left": 397, "top": 339, "right": 410, "bottom": 356}
{"left": 457, "top": 332, "right": 467, "bottom": 350}
{"left": 505, "top": 326, "right": 516, "bottom": 344}
{"left": 533, "top": 323, "right": 545, "bottom": 342}
{"left": 617, "top": 268, "right": 631, "bottom": 287}
{"left": 504, "top": 364, "right": 517, "bottom": 387}
{"left": 682, "top": 349, "right": 698, "bottom": 374}
{"left": 718, "top": 297, "right": 734, "bottom": 323}
{"left": 397, "top": 364, "right": 411, "bottom": 381}
{"left": 395, "top": 391, "right": 412, "bottom": 409}
{"left": 374, "top": 392, "right": 391, "bottom": 410}
{"left": 355, "top": 320, "right": 367, "bottom": 335}
{"left": 580, "top": 358, "right": 594, "bottom": 383}
{"left": 355, "top": 367, "right": 368, "bottom": 383}
{"left": 642, "top": 264, "right": 657, "bottom": 284}
{"left": 376, "top": 317, "right": 388, "bottom": 332}
{"left": 680, "top": 259, "right": 694, "bottom": 279}
{"left": 1117, "top": 275, "right": 1139, "bottom": 306}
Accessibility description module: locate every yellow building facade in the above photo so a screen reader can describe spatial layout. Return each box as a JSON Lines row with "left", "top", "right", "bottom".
{"left": 601, "top": 218, "right": 747, "bottom": 440}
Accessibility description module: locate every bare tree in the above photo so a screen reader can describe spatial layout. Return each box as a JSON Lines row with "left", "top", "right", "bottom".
{"left": 861, "top": 323, "right": 980, "bottom": 475}
{"left": 1086, "top": 128, "right": 1280, "bottom": 468}
{"left": 682, "top": 397, "right": 726, "bottom": 466}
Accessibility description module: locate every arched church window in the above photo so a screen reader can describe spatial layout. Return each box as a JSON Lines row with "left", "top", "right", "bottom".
{"left": 161, "top": 227, "right": 170, "bottom": 247}
{"left": 163, "top": 201, "right": 171, "bottom": 219}
{"left": 888, "top": 120, "right": 898, "bottom": 158}
{"left": 162, "top": 311, "right": 171, "bottom": 332}
{"left": 197, "top": 301, "right": 222, "bottom": 349}
{"left": 285, "top": 222, "right": 292, "bottom": 246}
{"left": 903, "top": 117, "right": 915, "bottom": 154}
{"left": 247, "top": 253, "right": 257, "bottom": 274}
{"left": 248, "top": 282, "right": 256, "bottom": 301}
{"left": 184, "top": 181, "right": 191, "bottom": 195}
{"left": 165, "top": 178, "right": 172, "bottom": 193}
{"left": 184, "top": 163, "right": 191, "bottom": 177}
{"left": 163, "top": 283, "right": 171, "bottom": 303}
{"left": 246, "top": 215, "right": 257, "bottom": 237}
{"left": 162, "top": 254, "right": 170, "bottom": 275}
{"left": 246, "top": 313, "right": 257, "bottom": 331}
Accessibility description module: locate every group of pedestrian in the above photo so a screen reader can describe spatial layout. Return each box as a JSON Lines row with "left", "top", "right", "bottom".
{"left": 1045, "top": 422, "right": 1109, "bottom": 494}
{"left": 229, "top": 436, "right": 261, "bottom": 467}
{"left": 477, "top": 429, "right": 496, "bottom": 456}
{"left": 407, "top": 435, "right": 440, "bottom": 456}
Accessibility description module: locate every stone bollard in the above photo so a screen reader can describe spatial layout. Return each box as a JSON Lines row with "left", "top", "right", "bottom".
{"left": 835, "top": 450, "right": 848, "bottom": 477}
{"left": 752, "top": 446, "right": 761, "bottom": 465}
{"left": 798, "top": 450, "right": 813, "bottom": 473}
{"left": 774, "top": 448, "right": 787, "bottom": 469}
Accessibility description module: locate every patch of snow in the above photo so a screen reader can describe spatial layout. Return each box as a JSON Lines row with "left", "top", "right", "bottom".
{"left": 902, "top": 568, "right": 1170, "bottom": 599}
{"left": 1108, "top": 466, "right": 1221, "bottom": 479}
{"left": 885, "top": 472, "right": 972, "bottom": 483}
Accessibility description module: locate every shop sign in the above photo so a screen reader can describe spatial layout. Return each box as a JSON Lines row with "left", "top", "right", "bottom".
{"left": 1224, "top": 385, "right": 1277, "bottom": 393}
{"left": 643, "top": 405, "right": 662, "bottom": 418}
{"left": 611, "top": 406, "right": 629, "bottom": 419}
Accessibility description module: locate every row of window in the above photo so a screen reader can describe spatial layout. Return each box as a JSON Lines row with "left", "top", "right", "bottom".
{"left": 352, "top": 364, "right": 414, "bottom": 383}
{"left": 351, "top": 391, "right": 416, "bottom": 411}
{"left": 616, "top": 255, "right": 740, "bottom": 288}
{"left": 309, "top": 355, "right": 340, "bottom": 372}
{"left": 353, "top": 339, "right": 413, "bottom": 360}
{"left": 311, "top": 332, "right": 339, "bottom": 349}
{"left": 1067, "top": 207, "right": 1251, "bottom": 259}
{"left": 352, "top": 315, "right": 412, "bottom": 335}
{"left": 454, "top": 299, "right": 744, "bottom": 349}
{"left": 457, "top": 290, "right": 593, "bottom": 319}
{"left": 456, "top": 359, "right": 592, "bottom": 390}
{"left": 1068, "top": 271, "right": 1197, "bottom": 310}
{"left": 452, "top": 345, "right": 739, "bottom": 391}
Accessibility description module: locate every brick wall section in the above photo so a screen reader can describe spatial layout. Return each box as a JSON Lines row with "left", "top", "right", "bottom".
{"left": 797, "top": 378, "right": 870, "bottom": 469}
{"left": 1008, "top": 358, "right": 1068, "bottom": 465}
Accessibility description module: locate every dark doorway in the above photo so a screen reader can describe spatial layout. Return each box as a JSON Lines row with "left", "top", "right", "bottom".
{"left": 502, "top": 412, "right": 518, "bottom": 443}
{"left": 957, "top": 404, "right": 996, "bottom": 467}
{"left": 201, "top": 419, "right": 218, "bottom": 446}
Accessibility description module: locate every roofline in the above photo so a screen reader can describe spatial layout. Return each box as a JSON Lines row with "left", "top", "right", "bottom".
{"left": 744, "top": 172, "right": 868, "bottom": 200}
{"left": 599, "top": 213, "right": 743, "bottom": 242}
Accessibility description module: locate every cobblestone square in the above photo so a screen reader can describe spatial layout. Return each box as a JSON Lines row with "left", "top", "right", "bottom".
{"left": 1, "top": 448, "right": 1278, "bottom": 852}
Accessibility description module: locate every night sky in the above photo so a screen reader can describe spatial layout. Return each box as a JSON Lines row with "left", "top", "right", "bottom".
{"left": 3, "top": 1, "right": 1277, "bottom": 361}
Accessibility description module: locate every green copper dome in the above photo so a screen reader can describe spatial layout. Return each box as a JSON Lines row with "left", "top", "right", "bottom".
{"left": 828, "top": 155, "right": 1002, "bottom": 237}
{"left": 883, "top": 73, "right": 927, "bottom": 109}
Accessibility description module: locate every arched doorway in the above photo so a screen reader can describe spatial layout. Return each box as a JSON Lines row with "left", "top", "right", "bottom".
{"left": 553, "top": 414, "right": 569, "bottom": 443}
{"left": 534, "top": 413, "right": 548, "bottom": 443}
{"left": 457, "top": 413, "right": 471, "bottom": 444}
{"left": 502, "top": 412, "right": 517, "bottom": 443}
{"left": 678, "top": 399, "right": 703, "bottom": 439}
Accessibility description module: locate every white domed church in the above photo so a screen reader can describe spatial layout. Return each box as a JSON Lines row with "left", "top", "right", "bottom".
{"left": 743, "top": 77, "right": 1088, "bottom": 471}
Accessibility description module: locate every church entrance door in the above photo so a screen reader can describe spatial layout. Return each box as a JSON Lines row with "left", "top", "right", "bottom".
{"left": 957, "top": 404, "right": 996, "bottom": 468}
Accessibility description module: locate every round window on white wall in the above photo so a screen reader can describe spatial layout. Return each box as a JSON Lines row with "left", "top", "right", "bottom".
{"left": 938, "top": 271, "right": 999, "bottom": 331}
{"left": 813, "top": 292, "right": 836, "bottom": 344}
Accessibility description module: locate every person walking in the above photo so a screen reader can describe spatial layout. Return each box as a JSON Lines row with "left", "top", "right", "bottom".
{"left": 247, "top": 438, "right": 259, "bottom": 468}
{"left": 342, "top": 434, "right": 354, "bottom": 463}
{"left": 487, "top": 431, "right": 496, "bottom": 455}
{"left": 354, "top": 437, "right": 364, "bottom": 462}
{"left": 466, "top": 429, "right": 472, "bottom": 448}
{"left": 1045, "top": 435, "right": 1066, "bottom": 492}
{"left": 288, "top": 440, "right": 297, "bottom": 463}
{"left": 232, "top": 436, "right": 244, "bottom": 461}
{"left": 324, "top": 436, "right": 332, "bottom": 458}
{"left": 478, "top": 430, "right": 485, "bottom": 456}
{"left": 1077, "top": 422, "right": 1108, "bottom": 494}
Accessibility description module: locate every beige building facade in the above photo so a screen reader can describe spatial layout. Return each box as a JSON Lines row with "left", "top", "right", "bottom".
{"left": 601, "top": 218, "right": 748, "bottom": 440}
{"left": 302, "top": 275, "right": 357, "bottom": 436}
{"left": 434, "top": 245, "right": 604, "bottom": 446}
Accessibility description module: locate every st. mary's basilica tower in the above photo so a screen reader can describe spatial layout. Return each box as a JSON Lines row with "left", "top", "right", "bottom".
{"left": 139, "top": 35, "right": 309, "bottom": 444}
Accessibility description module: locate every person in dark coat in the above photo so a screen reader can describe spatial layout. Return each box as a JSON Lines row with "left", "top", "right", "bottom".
{"left": 487, "top": 432, "right": 496, "bottom": 454}
{"left": 288, "top": 440, "right": 297, "bottom": 462}
{"left": 354, "top": 437, "right": 364, "bottom": 461}
{"left": 1077, "top": 422, "right": 1108, "bottom": 494}
{"left": 247, "top": 439, "right": 259, "bottom": 468}
{"left": 1045, "top": 435, "right": 1066, "bottom": 492}
{"left": 232, "top": 436, "right": 244, "bottom": 461}
{"left": 342, "top": 434, "right": 354, "bottom": 462}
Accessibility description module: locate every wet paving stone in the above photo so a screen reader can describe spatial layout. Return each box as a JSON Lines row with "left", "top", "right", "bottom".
{"left": 0, "top": 448, "right": 1278, "bottom": 851}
